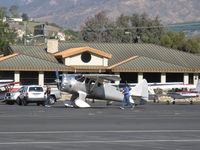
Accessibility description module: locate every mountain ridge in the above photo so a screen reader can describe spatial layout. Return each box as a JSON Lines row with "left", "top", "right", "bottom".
{"left": 0, "top": 0, "right": 200, "bottom": 30}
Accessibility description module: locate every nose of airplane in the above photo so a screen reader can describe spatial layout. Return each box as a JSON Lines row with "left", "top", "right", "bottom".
{"left": 61, "top": 75, "right": 76, "bottom": 91}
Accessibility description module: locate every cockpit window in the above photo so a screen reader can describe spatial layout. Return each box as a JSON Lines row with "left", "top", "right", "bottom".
{"left": 75, "top": 75, "right": 85, "bottom": 82}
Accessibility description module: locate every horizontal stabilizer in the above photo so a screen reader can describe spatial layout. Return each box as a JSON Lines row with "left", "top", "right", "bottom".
{"left": 196, "top": 80, "right": 200, "bottom": 92}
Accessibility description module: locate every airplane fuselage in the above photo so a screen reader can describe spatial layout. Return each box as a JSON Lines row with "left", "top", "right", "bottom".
{"left": 60, "top": 74, "right": 124, "bottom": 102}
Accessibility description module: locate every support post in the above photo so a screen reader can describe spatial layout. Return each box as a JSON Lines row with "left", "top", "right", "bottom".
{"left": 14, "top": 71, "right": 20, "bottom": 85}
{"left": 38, "top": 71, "right": 44, "bottom": 86}
{"left": 184, "top": 73, "right": 189, "bottom": 84}
{"left": 161, "top": 73, "right": 166, "bottom": 83}
{"left": 138, "top": 72, "right": 143, "bottom": 83}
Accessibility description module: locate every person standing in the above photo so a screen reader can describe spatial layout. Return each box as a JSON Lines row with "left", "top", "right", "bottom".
{"left": 44, "top": 86, "right": 51, "bottom": 107}
{"left": 120, "top": 85, "right": 134, "bottom": 110}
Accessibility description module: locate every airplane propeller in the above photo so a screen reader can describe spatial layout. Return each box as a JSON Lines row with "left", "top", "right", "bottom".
{"left": 55, "top": 71, "right": 61, "bottom": 90}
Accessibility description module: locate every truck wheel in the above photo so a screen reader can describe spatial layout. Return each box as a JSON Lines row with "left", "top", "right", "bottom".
{"left": 16, "top": 98, "right": 22, "bottom": 105}
{"left": 48, "top": 96, "right": 56, "bottom": 105}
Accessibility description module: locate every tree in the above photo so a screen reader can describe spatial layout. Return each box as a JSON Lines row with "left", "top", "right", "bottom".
{"left": 115, "top": 14, "right": 136, "bottom": 43}
{"left": 0, "top": 22, "right": 14, "bottom": 55}
{"left": 9, "top": 5, "right": 19, "bottom": 18}
{"left": 21, "top": 13, "right": 29, "bottom": 21}
{"left": 81, "top": 12, "right": 164, "bottom": 43}
{"left": 0, "top": 7, "right": 7, "bottom": 19}
{"left": 64, "top": 29, "right": 82, "bottom": 41}
{"left": 0, "top": 11, "right": 14, "bottom": 55}
{"left": 160, "top": 31, "right": 200, "bottom": 54}
{"left": 181, "top": 38, "right": 200, "bottom": 53}
{"left": 81, "top": 11, "right": 115, "bottom": 42}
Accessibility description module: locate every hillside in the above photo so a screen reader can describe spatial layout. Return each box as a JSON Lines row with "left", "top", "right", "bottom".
{"left": 0, "top": 0, "right": 200, "bottom": 30}
{"left": 168, "top": 21, "right": 200, "bottom": 37}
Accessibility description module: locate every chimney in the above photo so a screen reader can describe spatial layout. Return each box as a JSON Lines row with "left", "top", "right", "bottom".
{"left": 47, "top": 39, "right": 58, "bottom": 53}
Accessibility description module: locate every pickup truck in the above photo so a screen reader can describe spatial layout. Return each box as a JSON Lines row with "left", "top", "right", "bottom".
{"left": 4, "top": 85, "right": 61, "bottom": 105}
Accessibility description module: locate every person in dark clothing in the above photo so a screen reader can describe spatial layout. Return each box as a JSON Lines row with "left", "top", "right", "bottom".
{"left": 44, "top": 86, "right": 51, "bottom": 107}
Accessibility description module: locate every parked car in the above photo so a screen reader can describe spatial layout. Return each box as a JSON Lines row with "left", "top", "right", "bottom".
{"left": 19, "top": 85, "right": 45, "bottom": 106}
{"left": 46, "top": 88, "right": 61, "bottom": 104}
{"left": 4, "top": 87, "right": 23, "bottom": 105}
{"left": 4, "top": 85, "right": 61, "bottom": 106}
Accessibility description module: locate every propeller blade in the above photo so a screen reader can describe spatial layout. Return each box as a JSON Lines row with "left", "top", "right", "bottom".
{"left": 55, "top": 71, "right": 61, "bottom": 90}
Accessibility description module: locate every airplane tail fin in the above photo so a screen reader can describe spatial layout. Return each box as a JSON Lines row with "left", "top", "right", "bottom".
{"left": 195, "top": 79, "right": 200, "bottom": 92}
{"left": 131, "top": 79, "right": 149, "bottom": 101}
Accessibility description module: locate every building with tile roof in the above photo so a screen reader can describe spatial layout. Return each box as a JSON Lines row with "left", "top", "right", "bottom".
{"left": 0, "top": 39, "right": 199, "bottom": 85}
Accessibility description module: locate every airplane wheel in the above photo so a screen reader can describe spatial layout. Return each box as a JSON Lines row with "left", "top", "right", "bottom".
{"left": 190, "top": 101, "right": 193, "bottom": 105}
{"left": 172, "top": 101, "right": 175, "bottom": 105}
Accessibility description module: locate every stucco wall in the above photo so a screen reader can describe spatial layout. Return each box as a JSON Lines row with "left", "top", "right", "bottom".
{"left": 64, "top": 53, "right": 108, "bottom": 66}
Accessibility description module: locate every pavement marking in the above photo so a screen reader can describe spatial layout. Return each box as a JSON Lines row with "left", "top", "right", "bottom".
{"left": 1, "top": 139, "right": 200, "bottom": 145}
{"left": 0, "top": 130, "right": 200, "bottom": 134}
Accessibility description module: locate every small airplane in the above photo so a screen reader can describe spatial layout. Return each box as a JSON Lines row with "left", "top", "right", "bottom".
{"left": 56, "top": 73, "right": 149, "bottom": 108}
{"left": 167, "top": 80, "right": 200, "bottom": 104}
{"left": 0, "top": 80, "right": 21, "bottom": 100}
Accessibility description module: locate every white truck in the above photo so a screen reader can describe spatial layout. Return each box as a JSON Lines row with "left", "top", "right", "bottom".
{"left": 4, "top": 85, "right": 61, "bottom": 105}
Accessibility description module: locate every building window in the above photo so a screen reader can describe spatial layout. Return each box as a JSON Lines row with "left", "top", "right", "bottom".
{"left": 20, "top": 71, "right": 38, "bottom": 85}
{"left": 189, "top": 73, "right": 194, "bottom": 84}
{"left": 143, "top": 73, "right": 161, "bottom": 83}
{"left": 44, "top": 72, "right": 57, "bottom": 85}
{"left": 81, "top": 52, "right": 91, "bottom": 63}
{"left": 0, "top": 71, "right": 14, "bottom": 79}
{"left": 166, "top": 73, "right": 183, "bottom": 82}
{"left": 120, "top": 72, "right": 138, "bottom": 83}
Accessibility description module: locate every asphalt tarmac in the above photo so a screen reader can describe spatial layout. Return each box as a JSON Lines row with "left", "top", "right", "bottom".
{"left": 0, "top": 101, "right": 200, "bottom": 150}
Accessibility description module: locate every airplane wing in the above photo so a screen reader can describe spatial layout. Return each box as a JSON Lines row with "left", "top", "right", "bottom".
{"left": 0, "top": 79, "right": 13, "bottom": 83}
{"left": 0, "top": 82, "right": 21, "bottom": 88}
{"left": 82, "top": 74, "right": 121, "bottom": 82}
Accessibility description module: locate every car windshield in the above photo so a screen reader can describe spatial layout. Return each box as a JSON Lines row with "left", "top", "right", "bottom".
{"left": 29, "top": 87, "right": 43, "bottom": 92}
